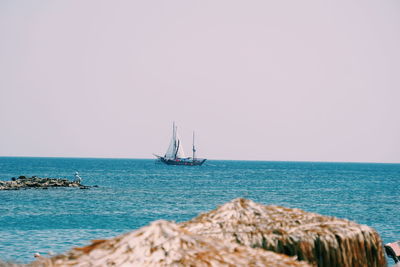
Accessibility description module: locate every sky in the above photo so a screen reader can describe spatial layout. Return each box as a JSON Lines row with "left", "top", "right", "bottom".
{"left": 0, "top": 1, "right": 399, "bottom": 163}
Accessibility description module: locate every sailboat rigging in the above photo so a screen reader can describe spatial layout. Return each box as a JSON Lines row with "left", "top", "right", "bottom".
{"left": 154, "top": 123, "right": 206, "bottom": 166}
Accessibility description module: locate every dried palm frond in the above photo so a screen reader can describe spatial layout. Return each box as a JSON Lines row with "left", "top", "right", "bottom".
{"left": 35, "top": 220, "right": 311, "bottom": 267}
{"left": 180, "top": 198, "right": 386, "bottom": 267}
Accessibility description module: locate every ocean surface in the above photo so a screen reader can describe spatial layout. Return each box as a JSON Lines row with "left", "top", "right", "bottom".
{"left": 0, "top": 157, "right": 399, "bottom": 263}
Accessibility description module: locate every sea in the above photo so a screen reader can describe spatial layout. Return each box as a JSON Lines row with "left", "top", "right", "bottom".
{"left": 0, "top": 157, "right": 399, "bottom": 263}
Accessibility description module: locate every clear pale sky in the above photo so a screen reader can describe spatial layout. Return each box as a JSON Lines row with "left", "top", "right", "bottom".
{"left": 1, "top": 1, "right": 399, "bottom": 163}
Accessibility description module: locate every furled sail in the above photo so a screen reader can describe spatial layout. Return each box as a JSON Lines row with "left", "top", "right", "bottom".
{"left": 165, "top": 135, "right": 176, "bottom": 159}
{"left": 164, "top": 123, "right": 186, "bottom": 159}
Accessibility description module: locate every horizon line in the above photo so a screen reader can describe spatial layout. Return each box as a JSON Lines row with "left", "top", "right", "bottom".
{"left": 0, "top": 155, "right": 398, "bottom": 165}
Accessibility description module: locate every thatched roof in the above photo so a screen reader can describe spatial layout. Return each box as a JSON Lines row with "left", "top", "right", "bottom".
{"left": 36, "top": 220, "right": 311, "bottom": 267}
{"left": 180, "top": 198, "right": 387, "bottom": 267}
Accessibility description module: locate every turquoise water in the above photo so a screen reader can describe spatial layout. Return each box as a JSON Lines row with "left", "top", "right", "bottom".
{"left": 0, "top": 157, "right": 399, "bottom": 263}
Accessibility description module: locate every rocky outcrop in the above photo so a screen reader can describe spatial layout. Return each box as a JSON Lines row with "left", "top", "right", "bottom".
{"left": 180, "top": 198, "right": 387, "bottom": 267}
{"left": 0, "top": 176, "right": 90, "bottom": 190}
{"left": 34, "top": 220, "right": 311, "bottom": 267}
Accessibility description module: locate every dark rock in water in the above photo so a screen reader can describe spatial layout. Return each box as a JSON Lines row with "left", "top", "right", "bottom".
{"left": 0, "top": 176, "right": 92, "bottom": 191}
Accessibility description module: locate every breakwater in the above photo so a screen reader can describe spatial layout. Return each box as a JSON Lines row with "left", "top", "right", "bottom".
{"left": 0, "top": 176, "right": 91, "bottom": 190}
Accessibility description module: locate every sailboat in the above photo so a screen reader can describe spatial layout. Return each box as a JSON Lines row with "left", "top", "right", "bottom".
{"left": 154, "top": 123, "right": 206, "bottom": 166}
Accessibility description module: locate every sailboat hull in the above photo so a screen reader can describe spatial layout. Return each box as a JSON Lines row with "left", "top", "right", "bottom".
{"left": 159, "top": 157, "right": 206, "bottom": 166}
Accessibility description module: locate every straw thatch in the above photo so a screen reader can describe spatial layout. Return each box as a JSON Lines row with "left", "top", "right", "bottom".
{"left": 180, "top": 198, "right": 386, "bottom": 267}
{"left": 34, "top": 220, "right": 310, "bottom": 267}
{"left": 0, "top": 261, "right": 24, "bottom": 267}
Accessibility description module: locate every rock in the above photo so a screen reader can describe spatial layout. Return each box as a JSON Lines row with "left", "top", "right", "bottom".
{"left": 79, "top": 186, "right": 90, "bottom": 189}
{"left": 180, "top": 198, "right": 387, "bottom": 267}
{"left": 0, "top": 177, "right": 92, "bottom": 190}
{"left": 34, "top": 220, "right": 311, "bottom": 267}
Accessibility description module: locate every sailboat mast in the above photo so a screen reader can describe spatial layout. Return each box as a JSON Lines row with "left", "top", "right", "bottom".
{"left": 192, "top": 131, "right": 196, "bottom": 160}
{"left": 173, "top": 122, "right": 177, "bottom": 159}
{"left": 173, "top": 122, "right": 176, "bottom": 141}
